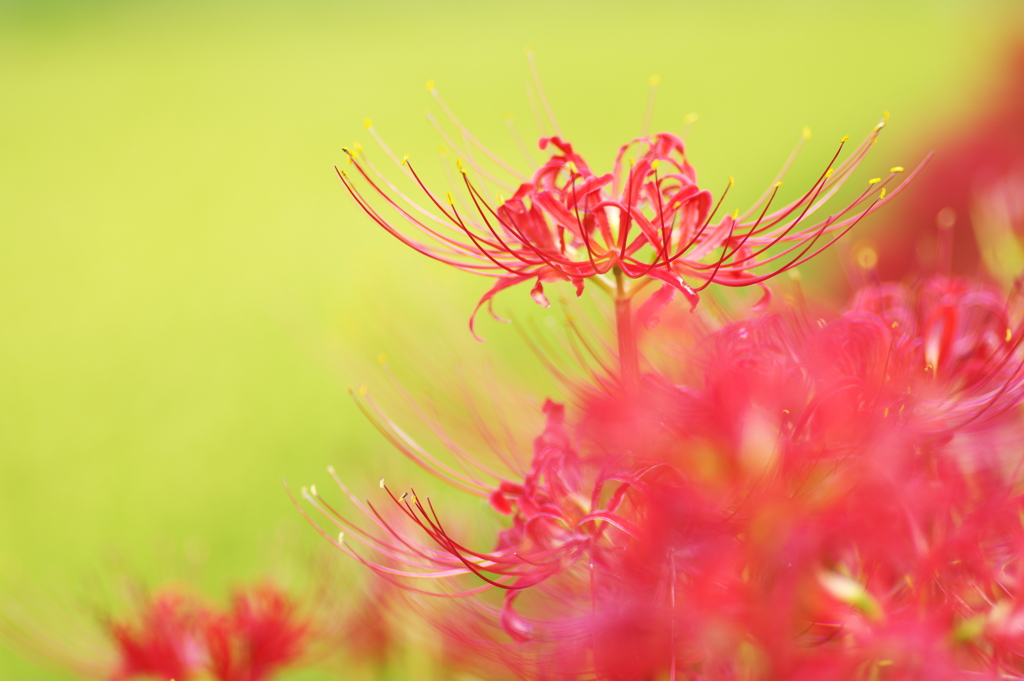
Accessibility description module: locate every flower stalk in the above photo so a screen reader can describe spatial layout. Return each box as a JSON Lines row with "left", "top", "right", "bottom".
{"left": 613, "top": 267, "right": 639, "bottom": 387}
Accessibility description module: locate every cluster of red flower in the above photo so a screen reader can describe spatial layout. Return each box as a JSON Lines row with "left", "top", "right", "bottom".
{"left": 306, "top": 65, "right": 1024, "bottom": 680}
{"left": 106, "top": 584, "right": 307, "bottom": 681}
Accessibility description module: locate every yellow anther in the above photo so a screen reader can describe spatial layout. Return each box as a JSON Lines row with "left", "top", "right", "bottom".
{"left": 567, "top": 160, "right": 579, "bottom": 174}
{"left": 892, "top": 321, "right": 899, "bottom": 329}
{"left": 358, "top": 384, "right": 367, "bottom": 396}
{"left": 841, "top": 135, "right": 850, "bottom": 143}
{"left": 877, "top": 660, "right": 893, "bottom": 667}
{"left": 802, "top": 126, "right": 812, "bottom": 140}
{"left": 890, "top": 166, "right": 905, "bottom": 173}
{"left": 400, "top": 492, "right": 409, "bottom": 501}
{"left": 883, "top": 110, "right": 890, "bottom": 122}
{"left": 354, "top": 143, "right": 363, "bottom": 153}
{"left": 446, "top": 192, "right": 454, "bottom": 205}
{"left": 649, "top": 75, "right": 661, "bottom": 86}
{"left": 363, "top": 118, "right": 372, "bottom": 129}
{"left": 437, "top": 145, "right": 448, "bottom": 155}
{"left": 496, "top": 192, "right": 505, "bottom": 205}
{"left": 502, "top": 111, "right": 512, "bottom": 121}
{"left": 401, "top": 154, "right": 409, "bottom": 166}
{"left": 337, "top": 532, "right": 345, "bottom": 545}
{"left": 524, "top": 44, "right": 533, "bottom": 55}
{"left": 782, "top": 408, "right": 790, "bottom": 415}
{"left": 338, "top": 169, "right": 348, "bottom": 177}
{"left": 788, "top": 268, "right": 801, "bottom": 282}
{"left": 683, "top": 112, "right": 698, "bottom": 125}
{"left": 379, "top": 477, "right": 385, "bottom": 489}
{"left": 456, "top": 158, "right": 464, "bottom": 171}
{"left": 773, "top": 181, "right": 783, "bottom": 189}
{"left": 341, "top": 147, "right": 352, "bottom": 156}
{"left": 925, "top": 363, "right": 934, "bottom": 372}
{"left": 327, "top": 465, "right": 335, "bottom": 475}
{"left": 1007, "top": 328, "right": 1013, "bottom": 342}
{"left": 301, "top": 486, "right": 308, "bottom": 497}
{"left": 650, "top": 160, "right": 659, "bottom": 171}
{"left": 868, "top": 178, "right": 881, "bottom": 185}
{"left": 880, "top": 188, "right": 887, "bottom": 199}
{"left": 824, "top": 168, "right": 834, "bottom": 179}
{"left": 426, "top": 79, "right": 435, "bottom": 92}
{"left": 377, "top": 353, "right": 387, "bottom": 365}
{"left": 310, "top": 484, "right": 317, "bottom": 496}
{"left": 728, "top": 176, "right": 735, "bottom": 188}
{"left": 732, "top": 208, "right": 740, "bottom": 219}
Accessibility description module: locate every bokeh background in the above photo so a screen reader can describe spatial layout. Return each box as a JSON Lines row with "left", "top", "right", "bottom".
{"left": 1, "top": 0, "right": 1022, "bottom": 678}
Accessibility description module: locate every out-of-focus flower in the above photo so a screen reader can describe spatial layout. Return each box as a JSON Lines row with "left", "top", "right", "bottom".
{"left": 1, "top": 580, "right": 311, "bottom": 681}
{"left": 870, "top": 43, "right": 1024, "bottom": 282}
{"left": 108, "top": 591, "right": 206, "bottom": 681}
{"left": 301, "top": 270, "right": 1024, "bottom": 680}
{"left": 204, "top": 584, "right": 309, "bottom": 681}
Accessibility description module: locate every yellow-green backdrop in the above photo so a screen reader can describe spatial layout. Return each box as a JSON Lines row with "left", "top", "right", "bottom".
{"left": 1, "top": 1, "right": 1021, "bottom": 678}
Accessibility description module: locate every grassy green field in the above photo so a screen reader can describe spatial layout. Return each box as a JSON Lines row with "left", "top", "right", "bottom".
{"left": 0, "top": 1, "right": 1021, "bottom": 678}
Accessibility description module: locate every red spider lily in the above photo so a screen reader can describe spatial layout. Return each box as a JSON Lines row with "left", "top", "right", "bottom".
{"left": 108, "top": 591, "right": 206, "bottom": 681}
{"left": 338, "top": 87, "right": 926, "bottom": 346}
{"left": 204, "top": 584, "right": 309, "bottom": 681}
{"left": 298, "top": 270, "right": 1024, "bottom": 680}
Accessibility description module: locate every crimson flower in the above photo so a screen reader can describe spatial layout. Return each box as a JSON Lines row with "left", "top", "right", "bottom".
{"left": 204, "top": 584, "right": 309, "bottom": 681}
{"left": 108, "top": 591, "right": 205, "bottom": 681}
{"left": 338, "top": 81, "right": 925, "bottom": 345}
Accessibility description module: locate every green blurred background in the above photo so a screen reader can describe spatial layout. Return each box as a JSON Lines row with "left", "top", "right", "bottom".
{"left": 1, "top": 0, "right": 1021, "bottom": 678}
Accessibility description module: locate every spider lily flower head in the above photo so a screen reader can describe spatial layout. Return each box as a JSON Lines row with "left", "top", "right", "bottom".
{"left": 108, "top": 590, "right": 206, "bottom": 681}
{"left": 849, "top": 274, "right": 1024, "bottom": 435}
{"left": 337, "top": 78, "right": 927, "bottom": 343}
{"left": 0, "top": 580, "right": 311, "bottom": 681}
{"left": 203, "top": 583, "right": 310, "bottom": 681}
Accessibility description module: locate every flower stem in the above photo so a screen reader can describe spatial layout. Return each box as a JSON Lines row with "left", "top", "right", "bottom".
{"left": 614, "top": 268, "right": 639, "bottom": 387}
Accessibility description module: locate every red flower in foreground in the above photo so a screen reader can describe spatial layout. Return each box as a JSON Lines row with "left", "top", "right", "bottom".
{"left": 300, "top": 271, "right": 1024, "bottom": 680}
{"left": 338, "top": 83, "right": 925, "bottom": 341}
{"left": 108, "top": 591, "right": 205, "bottom": 681}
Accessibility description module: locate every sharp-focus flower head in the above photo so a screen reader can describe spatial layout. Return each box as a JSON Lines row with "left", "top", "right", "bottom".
{"left": 338, "top": 71, "right": 926, "bottom": 339}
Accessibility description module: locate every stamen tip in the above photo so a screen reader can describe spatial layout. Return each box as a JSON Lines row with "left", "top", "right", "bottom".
{"left": 879, "top": 187, "right": 887, "bottom": 199}
{"left": 802, "top": 126, "right": 811, "bottom": 140}
{"left": 683, "top": 112, "right": 698, "bottom": 125}
{"left": 327, "top": 465, "right": 335, "bottom": 475}
{"left": 358, "top": 384, "right": 367, "bottom": 396}
{"left": 446, "top": 191, "right": 455, "bottom": 205}
{"left": 378, "top": 353, "right": 388, "bottom": 366}
{"left": 868, "top": 178, "right": 882, "bottom": 185}
{"left": 425, "top": 79, "right": 435, "bottom": 92}
{"left": 841, "top": 135, "right": 850, "bottom": 143}
{"left": 401, "top": 154, "right": 409, "bottom": 166}
{"left": 379, "top": 477, "right": 385, "bottom": 489}
{"left": 363, "top": 118, "right": 372, "bottom": 130}
{"left": 310, "top": 484, "right": 317, "bottom": 496}
{"left": 890, "top": 166, "right": 904, "bottom": 173}
{"left": 728, "top": 175, "right": 734, "bottom": 188}
{"left": 648, "top": 74, "right": 661, "bottom": 86}
{"left": 337, "top": 532, "right": 345, "bottom": 545}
